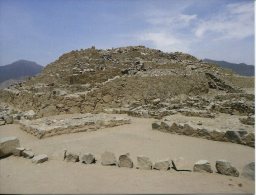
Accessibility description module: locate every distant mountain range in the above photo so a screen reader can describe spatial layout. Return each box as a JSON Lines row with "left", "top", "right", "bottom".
{"left": 203, "top": 59, "right": 254, "bottom": 76}
{"left": 0, "top": 60, "right": 43, "bottom": 86}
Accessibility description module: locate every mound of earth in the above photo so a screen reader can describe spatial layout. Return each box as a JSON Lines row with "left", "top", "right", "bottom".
{"left": 0, "top": 46, "right": 254, "bottom": 119}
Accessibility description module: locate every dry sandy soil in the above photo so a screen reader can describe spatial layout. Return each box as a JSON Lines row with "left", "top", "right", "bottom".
{"left": 0, "top": 117, "right": 255, "bottom": 194}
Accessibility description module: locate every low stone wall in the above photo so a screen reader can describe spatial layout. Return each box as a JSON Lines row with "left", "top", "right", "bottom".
{"left": 1, "top": 136, "right": 254, "bottom": 181}
{"left": 152, "top": 121, "right": 254, "bottom": 148}
{"left": 19, "top": 113, "right": 131, "bottom": 139}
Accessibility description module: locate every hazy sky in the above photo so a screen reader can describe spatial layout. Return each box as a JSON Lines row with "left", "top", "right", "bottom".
{"left": 0, "top": 0, "right": 254, "bottom": 66}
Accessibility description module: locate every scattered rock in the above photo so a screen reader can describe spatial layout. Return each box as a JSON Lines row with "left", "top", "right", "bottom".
{"left": 81, "top": 153, "right": 95, "bottom": 164}
{"left": 12, "top": 147, "right": 25, "bottom": 156}
{"left": 216, "top": 160, "right": 239, "bottom": 177}
{"left": 0, "top": 119, "right": 6, "bottom": 126}
{"left": 241, "top": 133, "right": 255, "bottom": 147}
{"left": 23, "top": 110, "right": 36, "bottom": 120}
{"left": 3, "top": 116, "right": 13, "bottom": 124}
{"left": 0, "top": 137, "right": 20, "bottom": 157}
{"left": 224, "top": 131, "right": 242, "bottom": 143}
{"left": 22, "top": 150, "right": 35, "bottom": 159}
{"left": 193, "top": 160, "right": 213, "bottom": 173}
{"left": 239, "top": 116, "right": 254, "bottom": 126}
{"left": 171, "top": 158, "right": 192, "bottom": 171}
{"left": 64, "top": 150, "right": 79, "bottom": 162}
{"left": 101, "top": 151, "right": 116, "bottom": 166}
{"left": 241, "top": 162, "right": 255, "bottom": 181}
{"left": 32, "top": 154, "right": 48, "bottom": 164}
{"left": 118, "top": 153, "right": 133, "bottom": 168}
{"left": 152, "top": 121, "right": 161, "bottom": 130}
{"left": 137, "top": 156, "right": 152, "bottom": 170}
{"left": 153, "top": 160, "right": 170, "bottom": 171}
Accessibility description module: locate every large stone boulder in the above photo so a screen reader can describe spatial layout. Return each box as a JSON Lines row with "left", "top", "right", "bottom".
{"left": 193, "top": 160, "right": 213, "bottom": 173}
{"left": 216, "top": 160, "right": 239, "bottom": 177}
{"left": 0, "top": 137, "right": 20, "bottom": 157}
{"left": 241, "top": 162, "right": 255, "bottom": 181}
{"left": 81, "top": 153, "right": 95, "bottom": 164}
{"left": 101, "top": 151, "right": 116, "bottom": 166}
{"left": 32, "top": 154, "right": 48, "bottom": 164}
{"left": 118, "top": 153, "right": 133, "bottom": 168}
{"left": 137, "top": 156, "right": 152, "bottom": 170}
{"left": 64, "top": 150, "right": 79, "bottom": 162}
{"left": 153, "top": 160, "right": 170, "bottom": 171}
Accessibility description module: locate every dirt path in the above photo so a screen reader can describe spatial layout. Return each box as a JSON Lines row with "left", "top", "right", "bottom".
{"left": 0, "top": 117, "right": 254, "bottom": 193}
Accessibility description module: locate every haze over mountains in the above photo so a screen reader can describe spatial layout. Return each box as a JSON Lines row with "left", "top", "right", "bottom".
{"left": 203, "top": 59, "right": 254, "bottom": 77}
{"left": 0, "top": 60, "right": 43, "bottom": 88}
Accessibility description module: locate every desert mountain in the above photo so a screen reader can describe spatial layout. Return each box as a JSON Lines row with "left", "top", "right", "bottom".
{"left": 0, "top": 60, "right": 43, "bottom": 83}
{"left": 203, "top": 59, "right": 254, "bottom": 77}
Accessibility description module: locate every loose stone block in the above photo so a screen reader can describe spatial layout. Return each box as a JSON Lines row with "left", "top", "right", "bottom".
{"left": 32, "top": 154, "right": 48, "bottom": 164}
{"left": 154, "top": 160, "right": 170, "bottom": 171}
{"left": 241, "top": 162, "right": 255, "bottom": 181}
{"left": 101, "top": 151, "right": 116, "bottom": 166}
{"left": 193, "top": 160, "right": 213, "bottom": 173}
{"left": 216, "top": 160, "right": 239, "bottom": 177}
{"left": 22, "top": 150, "right": 35, "bottom": 159}
{"left": 12, "top": 147, "right": 25, "bottom": 156}
{"left": 118, "top": 153, "right": 133, "bottom": 168}
{"left": 137, "top": 156, "right": 152, "bottom": 170}
{"left": 64, "top": 150, "right": 79, "bottom": 162}
{"left": 81, "top": 153, "right": 95, "bottom": 164}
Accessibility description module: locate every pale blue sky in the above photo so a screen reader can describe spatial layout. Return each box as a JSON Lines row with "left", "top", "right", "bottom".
{"left": 0, "top": 0, "right": 254, "bottom": 66}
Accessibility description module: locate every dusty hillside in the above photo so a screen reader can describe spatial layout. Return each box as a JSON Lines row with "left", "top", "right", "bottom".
{"left": 0, "top": 46, "right": 254, "bottom": 118}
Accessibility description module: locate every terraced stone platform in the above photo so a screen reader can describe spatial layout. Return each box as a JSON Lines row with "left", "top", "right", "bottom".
{"left": 19, "top": 113, "right": 131, "bottom": 138}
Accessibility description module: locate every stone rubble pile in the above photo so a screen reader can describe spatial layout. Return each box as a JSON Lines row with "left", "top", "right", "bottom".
{"left": 104, "top": 94, "right": 254, "bottom": 120}
{"left": 1, "top": 46, "right": 253, "bottom": 120}
{"left": 152, "top": 120, "right": 254, "bottom": 147}
{"left": 0, "top": 104, "right": 37, "bottom": 126}
{"left": 0, "top": 136, "right": 48, "bottom": 164}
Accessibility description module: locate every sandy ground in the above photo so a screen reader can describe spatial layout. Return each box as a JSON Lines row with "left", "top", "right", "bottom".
{"left": 0, "top": 117, "right": 255, "bottom": 194}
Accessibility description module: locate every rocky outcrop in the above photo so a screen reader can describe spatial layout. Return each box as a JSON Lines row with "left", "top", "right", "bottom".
{"left": 0, "top": 137, "right": 20, "bottom": 157}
